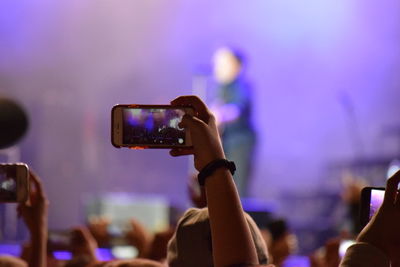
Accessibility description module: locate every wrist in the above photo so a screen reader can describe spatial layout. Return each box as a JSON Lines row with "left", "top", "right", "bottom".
{"left": 30, "top": 224, "right": 48, "bottom": 238}
{"left": 31, "top": 230, "right": 47, "bottom": 240}
{"left": 198, "top": 159, "right": 236, "bottom": 186}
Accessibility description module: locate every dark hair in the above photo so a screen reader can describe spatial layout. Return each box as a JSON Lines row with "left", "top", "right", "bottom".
{"left": 225, "top": 46, "right": 246, "bottom": 66}
{"left": 0, "top": 98, "right": 29, "bottom": 149}
{"left": 266, "top": 219, "right": 288, "bottom": 241}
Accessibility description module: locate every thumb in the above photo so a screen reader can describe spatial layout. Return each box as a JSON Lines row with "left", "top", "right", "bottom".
{"left": 179, "top": 114, "right": 207, "bottom": 131}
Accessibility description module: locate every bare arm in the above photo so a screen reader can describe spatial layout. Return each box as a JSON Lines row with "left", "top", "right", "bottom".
{"left": 206, "top": 168, "right": 258, "bottom": 266}
{"left": 171, "top": 95, "right": 258, "bottom": 267}
{"left": 340, "top": 170, "right": 400, "bottom": 267}
{"left": 18, "top": 171, "right": 49, "bottom": 267}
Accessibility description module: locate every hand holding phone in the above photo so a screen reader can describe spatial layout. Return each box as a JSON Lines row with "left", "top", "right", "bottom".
{"left": 17, "top": 170, "right": 49, "bottom": 267}
{"left": 357, "top": 171, "right": 400, "bottom": 263}
{"left": 17, "top": 171, "right": 49, "bottom": 233}
{"left": 70, "top": 227, "right": 98, "bottom": 261}
{"left": 169, "top": 95, "right": 225, "bottom": 171}
{"left": 360, "top": 187, "right": 385, "bottom": 229}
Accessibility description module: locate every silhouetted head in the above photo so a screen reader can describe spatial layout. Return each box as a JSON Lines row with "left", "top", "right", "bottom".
{"left": 0, "top": 97, "right": 29, "bottom": 149}
{"left": 167, "top": 208, "right": 268, "bottom": 266}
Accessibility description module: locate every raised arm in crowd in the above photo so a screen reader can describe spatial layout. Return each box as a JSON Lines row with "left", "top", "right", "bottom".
{"left": 18, "top": 171, "right": 49, "bottom": 267}
{"left": 171, "top": 95, "right": 272, "bottom": 267}
{"left": 340, "top": 170, "right": 400, "bottom": 267}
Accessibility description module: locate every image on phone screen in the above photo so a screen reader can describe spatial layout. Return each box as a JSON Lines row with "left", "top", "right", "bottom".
{"left": 122, "top": 108, "right": 186, "bottom": 146}
{"left": 369, "top": 189, "right": 384, "bottom": 220}
{"left": 0, "top": 166, "right": 17, "bottom": 202}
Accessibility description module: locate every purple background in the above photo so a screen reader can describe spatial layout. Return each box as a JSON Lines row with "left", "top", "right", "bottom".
{"left": 1, "top": 1, "right": 400, "bottom": 229}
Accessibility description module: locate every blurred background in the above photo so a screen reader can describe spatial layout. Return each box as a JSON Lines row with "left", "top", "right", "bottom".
{"left": 1, "top": 0, "right": 400, "bottom": 262}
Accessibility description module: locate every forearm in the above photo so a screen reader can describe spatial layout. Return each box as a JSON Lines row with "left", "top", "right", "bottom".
{"left": 205, "top": 168, "right": 258, "bottom": 267}
{"left": 30, "top": 225, "right": 48, "bottom": 267}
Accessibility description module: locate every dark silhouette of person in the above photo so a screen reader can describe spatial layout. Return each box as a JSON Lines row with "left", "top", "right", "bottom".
{"left": 0, "top": 97, "right": 29, "bottom": 149}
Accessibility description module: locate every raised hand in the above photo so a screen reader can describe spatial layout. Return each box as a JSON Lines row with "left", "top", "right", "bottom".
{"left": 170, "top": 95, "right": 225, "bottom": 171}
{"left": 87, "top": 215, "right": 111, "bottom": 247}
{"left": 357, "top": 170, "right": 400, "bottom": 264}
{"left": 70, "top": 226, "right": 98, "bottom": 262}
{"left": 170, "top": 95, "right": 258, "bottom": 267}
{"left": 17, "top": 170, "right": 49, "bottom": 267}
{"left": 125, "top": 218, "right": 153, "bottom": 258}
{"left": 17, "top": 171, "right": 49, "bottom": 235}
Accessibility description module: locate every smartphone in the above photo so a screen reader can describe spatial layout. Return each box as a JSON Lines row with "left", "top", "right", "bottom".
{"left": 0, "top": 163, "right": 29, "bottom": 203}
{"left": 111, "top": 105, "right": 193, "bottom": 149}
{"left": 360, "top": 187, "right": 385, "bottom": 228}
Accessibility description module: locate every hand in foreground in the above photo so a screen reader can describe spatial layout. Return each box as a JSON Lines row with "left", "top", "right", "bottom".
{"left": 125, "top": 218, "right": 153, "bottom": 258}
{"left": 87, "top": 215, "right": 111, "bottom": 247}
{"left": 171, "top": 95, "right": 258, "bottom": 267}
{"left": 17, "top": 171, "right": 49, "bottom": 235}
{"left": 17, "top": 170, "right": 49, "bottom": 267}
{"left": 357, "top": 170, "right": 400, "bottom": 263}
{"left": 309, "top": 238, "right": 340, "bottom": 267}
{"left": 70, "top": 226, "right": 98, "bottom": 262}
{"left": 170, "top": 95, "right": 225, "bottom": 171}
{"left": 147, "top": 226, "right": 175, "bottom": 261}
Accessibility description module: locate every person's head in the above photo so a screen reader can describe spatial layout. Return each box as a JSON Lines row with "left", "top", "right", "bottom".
{"left": 167, "top": 208, "right": 268, "bottom": 266}
{"left": 0, "top": 256, "right": 28, "bottom": 267}
{"left": 0, "top": 97, "right": 29, "bottom": 149}
{"left": 213, "top": 46, "right": 245, "bottom": 84}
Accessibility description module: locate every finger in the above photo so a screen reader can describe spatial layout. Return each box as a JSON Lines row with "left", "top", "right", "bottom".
{"left": 29, "top": 170, "right": 46, "bottom": 199}
{"left": 71, "top": 227, "right": 86, "bottom": 243}
{"left": 179, "top": 114, "right": 208, "bottom": 131}
{"left": 129, "top": 218, "right": 142, "bottom": 227}
{"left": 384, "top": 170, "right": 400, "bottom": 205}
{"left": 72, "top": 226, "right": 95, "bottom": 243}
{"left": 169, "top": 148, "right": 193, "bottom": 157}
{"left": 171, "top": 95, "right": 210, "bottom": 123}
{"left": 99, "top": 216, "right": 111, "bottom": 225}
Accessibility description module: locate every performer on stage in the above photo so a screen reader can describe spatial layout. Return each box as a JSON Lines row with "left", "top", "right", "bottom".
{"left": 211, "top": 46, "right": 256, "bottom": 197}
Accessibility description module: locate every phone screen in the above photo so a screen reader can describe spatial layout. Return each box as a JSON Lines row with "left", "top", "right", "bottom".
{"left": 369, "top": 189, "right": 384, "bottom": 220}
{"left": 0, "top": 165, "right": 18, "bottom": 202}
{"left": 360, "top": 187, "right": 385, "bottom": 228}
{"left": 122, "top": 108, "right": 187, "bottom": 146}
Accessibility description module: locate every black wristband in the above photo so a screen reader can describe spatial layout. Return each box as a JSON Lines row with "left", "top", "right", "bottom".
{"left": 197, "top": 159, "right": 236, "bottom": 186}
